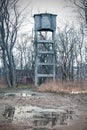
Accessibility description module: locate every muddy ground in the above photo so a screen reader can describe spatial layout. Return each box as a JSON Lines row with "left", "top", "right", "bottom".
{"left": 0, "top": 89, "right": 87, "bottom": 130}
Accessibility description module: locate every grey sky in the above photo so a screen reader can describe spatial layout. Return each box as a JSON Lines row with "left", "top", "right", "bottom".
{"left": 19, "top": 0, "right": 78, "bottom": 32}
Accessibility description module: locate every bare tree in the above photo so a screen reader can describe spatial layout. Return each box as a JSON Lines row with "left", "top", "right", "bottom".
{"left": 0, "top": 0, "right": 20, "bottom": 87}
{"left": 56, "top": 25, "right": 76, "bottom": 80}
{"left": 56, "top": 24, "right": 85, "bottom": 81}
{"left": 73, "top": 0, "right": 87, "bottom": 23}
{"left": 14, "top": 33, "right": 34, "bottom": 83}
{"left": 73, "top": 0, "right": 87, "bottom": 80}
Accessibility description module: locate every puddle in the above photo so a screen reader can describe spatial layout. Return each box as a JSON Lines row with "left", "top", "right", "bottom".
{"left": 1, "top": 91, "right": 87, "bottom": 129}
{"left": 2, "top": 105, "right": 74, "bottom": 128}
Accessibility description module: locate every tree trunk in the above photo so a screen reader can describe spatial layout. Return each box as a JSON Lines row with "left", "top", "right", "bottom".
{"left": 8, "top": 51, "right": 17, "bottom": 87}
{"left": 2, "top": 49, "right": 17, "bottom": 88}
{"left": 2, "top": 50, "right": 11, "bottom": 87}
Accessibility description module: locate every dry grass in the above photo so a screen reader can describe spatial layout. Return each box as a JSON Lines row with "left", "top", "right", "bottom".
{"left": 0, "top": 124, "right": 21, "bottom": 130}
{"left": 0, "top": 78, "right": 7, "bottom": 89}
{"left": 38, "top": 81, "right": 87, "bottom": 93}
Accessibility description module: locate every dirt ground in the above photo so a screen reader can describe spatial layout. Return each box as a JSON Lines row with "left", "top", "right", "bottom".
{"left": 0, "top": 89, "right": 87, "bottom": 130}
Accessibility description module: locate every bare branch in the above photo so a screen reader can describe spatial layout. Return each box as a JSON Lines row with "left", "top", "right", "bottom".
{"left": 74, "top": 0, "right": 85, "bottom": 10}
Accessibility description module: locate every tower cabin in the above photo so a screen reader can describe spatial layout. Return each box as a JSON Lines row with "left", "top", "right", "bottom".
{"left": 34, "top": 13, "right": 57, "bottom": 31}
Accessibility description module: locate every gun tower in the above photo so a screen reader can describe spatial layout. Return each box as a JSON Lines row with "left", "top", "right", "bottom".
{"left": 34, "top": 13, "right": 57, "bottom": 86}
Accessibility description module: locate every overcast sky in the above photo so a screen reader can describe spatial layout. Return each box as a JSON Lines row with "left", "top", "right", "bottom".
{"left": 19, "top": 0, "right": 78, "bottom": 32}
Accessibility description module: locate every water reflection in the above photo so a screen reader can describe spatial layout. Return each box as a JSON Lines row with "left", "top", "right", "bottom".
{"left": 3, "top": 105, "right": 15, "bottom": 123}
{"left": 33, "top": 110, "right": 73, "bottom": 127}
{"left": 2, "top": 105, "right": 74, "bottom": 128}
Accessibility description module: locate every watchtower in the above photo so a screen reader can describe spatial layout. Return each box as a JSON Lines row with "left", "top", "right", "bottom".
{"left": 34, "top": 13, "right": 57, "bottom": 86}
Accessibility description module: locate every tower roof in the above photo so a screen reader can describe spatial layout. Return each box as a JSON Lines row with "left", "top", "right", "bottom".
{"left": 34, "top": 13, "right": 57, "bottom": 17}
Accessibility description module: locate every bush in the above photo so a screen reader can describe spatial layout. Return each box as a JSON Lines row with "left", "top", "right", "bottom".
{"left": 37, "top": 81, "right": 87, "bottom": 93}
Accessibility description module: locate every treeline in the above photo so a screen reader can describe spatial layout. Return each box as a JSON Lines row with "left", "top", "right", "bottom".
{"left": 0, "top": 0, "right": 87, "bottom": 87}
